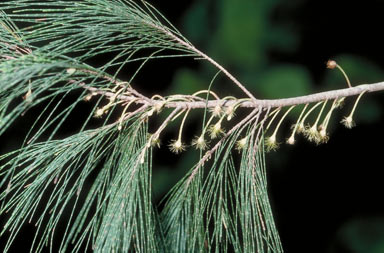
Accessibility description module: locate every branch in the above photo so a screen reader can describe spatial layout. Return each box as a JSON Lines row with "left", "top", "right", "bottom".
{"left": 80, "top": 80, "right": 384, "bottom": 109}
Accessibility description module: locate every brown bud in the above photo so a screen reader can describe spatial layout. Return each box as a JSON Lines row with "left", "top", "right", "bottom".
{"left": 326, "top": 60, "right": 337, "bottom": 69}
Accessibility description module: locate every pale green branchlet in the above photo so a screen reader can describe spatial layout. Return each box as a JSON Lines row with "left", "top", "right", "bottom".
{"left": 318, "top": 98, "right": 340, "bottom": 143}
{"left": 304, "top": 100, "right": 328, "bottom": 144}
{"left": 208, "top": 114, "right": 226, "bottom": 139}
{"left": 191, "top": 111, "right": 216, "bottom": 150}
{"left": 341, "top": 91, "right": 367, "bottom": 129}
{"left": 265, "top": 106, "right": 295, "bottom": 152}
{"left": 327, "top": 59, "right": 352, "bottom": 88}
{"left": 169, "top": 109, "right": 190, "bottom": 154}
{"left": 287, "top": 104, "right": 308, "bottom": 145}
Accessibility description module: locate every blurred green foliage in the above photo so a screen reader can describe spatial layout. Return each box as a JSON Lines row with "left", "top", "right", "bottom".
{"left": 170, "top": 68, "right": 208, "bottom": 95}
{"left": 257, "top": 64, "right": 312, "bottom": 98}
{"left": 172, "top": 0, "right": 303, "bottom": 97}
{"left": 330, "top": 217, "right": 384, "bottom": 253}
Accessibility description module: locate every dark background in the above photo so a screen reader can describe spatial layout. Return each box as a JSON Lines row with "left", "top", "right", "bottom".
{"left": 1, "top": 0, "right": 384, "bottom": 252}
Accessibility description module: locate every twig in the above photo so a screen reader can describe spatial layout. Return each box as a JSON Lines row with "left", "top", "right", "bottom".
{"left": 79, "top": 81, "right": 384, "bottom": 110}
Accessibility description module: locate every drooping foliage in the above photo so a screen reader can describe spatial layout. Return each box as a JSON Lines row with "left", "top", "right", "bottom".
{"left": 1, "top": 1, "right": 283, "bottom": 252}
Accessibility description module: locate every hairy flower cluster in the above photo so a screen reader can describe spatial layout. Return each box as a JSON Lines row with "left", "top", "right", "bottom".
{"left": 265, "top": 135, "right": 279, "bottom": 152}
{"left": 208, "top": 122, "right": 225, "bottom": 139}
{"left": 210, "top": 105, "right": 224, "bottom": 118}
{"left": 340, "top": 116, "right": 355, "bottom": 129}
{"left": 94, "top": 107, "right": 107, "bottom": 118}
{"left": 265, "top": 83, "right": 365, "bottom": 152}
{"left": 148, "top": 134, "right": 161, "bottom": 148}
{"left": 192, "top": 136, "right": 209, "bottom": 150}
{"left": 235, "top": 136, "right": 248, "bottom": 152}
{"left": 303, "top": 124, "right": 329, "bottom": 145}
{"left": 169, "top": 139, "right": 186, "bottom": 154}
{"left": 225, "top": 105, "right": 236, "bottom": 121}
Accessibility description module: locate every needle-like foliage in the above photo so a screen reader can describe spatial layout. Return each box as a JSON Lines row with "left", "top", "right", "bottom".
{"left": 236, "top": 134, "right": 283, "bottom": 252}
{"left": 1, "top": 1, "right": 191, "bottom": 251}
{"left": 1, "top": 0, "right": 196, "bottom": 139}
{"left": 161, "top": 110, "right": 282, "bottom": 252}
{"left": 0, "top": 114, "right": 160, "bottom": 252}
{"left": 1, "top": 0, "right": 196, "bottom": 72}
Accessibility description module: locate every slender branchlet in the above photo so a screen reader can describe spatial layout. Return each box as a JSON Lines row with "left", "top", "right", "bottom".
{"left": 341, "top": 91, "right": 367, "bottom": 128}
{"left": 327, "top": 59, "right": 352, "bottom": 88}
{"left": 169, "top": 108, "right": 191, "bottom": 153}
{"left": 118, "top": 99, "right": 138, "bottom": 131}
{"left": 335, "top": 97, "right": 346, "bottom": 108}
{"left": 208, "top": 114, "right": 226, "bottom": 139}
{"left": 263, "top": 108, "right": 281, "bottom": 151}
{"left": 265, "top": 108, "right": 281, "bottom": 132}
{"left": 287, "top": 104, "right": 309, "bottom": 145}
{"left": 192, "top": 90, "right": 220, "bottom": 100}
{"left": 202, "top": 114, "right": 216, "bottom": 133}
{"left": 297, "top": 101, "right": 323, "bottom": 132}
{"left": 147, "top": 107, "right": 182, "bottom": 148}
{"left": 191, "top": 108, "right": 222, "bottom": 150}
{"left": 265, "top": 106, "right": 295, "bottom": 151}
{"left": 304, "top": 101, "right": 328, "bottom": 144}
{"left": 318, "top": 98, "right": 340, "bottom": 143}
